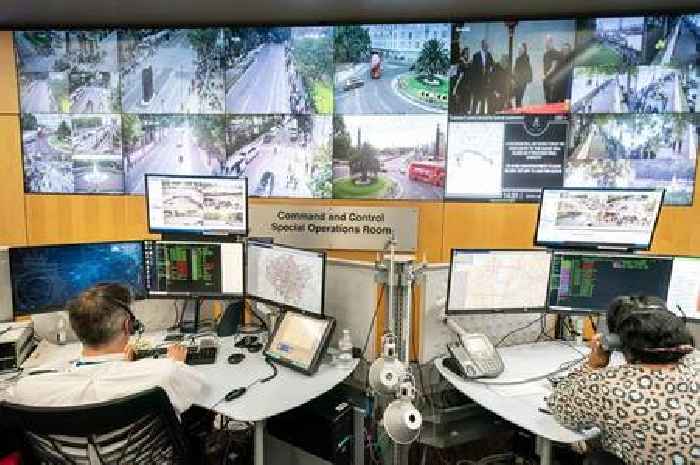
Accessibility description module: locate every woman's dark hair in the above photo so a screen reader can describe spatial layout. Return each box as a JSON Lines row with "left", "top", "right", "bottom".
{"left": 607, "top": 295, "right": 694, "bottom": 364}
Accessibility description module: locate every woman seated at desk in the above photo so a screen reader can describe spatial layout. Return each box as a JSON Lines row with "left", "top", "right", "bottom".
{"left": 547, "top": 295, "right": 697, "bottom": 465}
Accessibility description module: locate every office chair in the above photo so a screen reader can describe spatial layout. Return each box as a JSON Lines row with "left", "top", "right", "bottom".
{"left": 0, "top": 387, "right": 192, "bottom": 465}
{"left": 583, "top": 450, "right": 625, "bottom": 465}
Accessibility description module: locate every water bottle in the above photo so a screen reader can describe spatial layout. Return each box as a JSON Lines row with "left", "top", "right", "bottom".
{"left": 56, "top": 316, "right": 67, "bottom": 345}
{"left": 337, "top": 329, "right": 353, "bottom": 368}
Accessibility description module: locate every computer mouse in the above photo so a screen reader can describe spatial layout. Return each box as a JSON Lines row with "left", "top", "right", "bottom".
{"left": 224, "top": 387, "right": 247, "bottom": 402}
{"left": 228, "top": 353, "right": 246, "bottom": 364}
{"left": 247, "top": 343, "right": 263, "bottom": 353}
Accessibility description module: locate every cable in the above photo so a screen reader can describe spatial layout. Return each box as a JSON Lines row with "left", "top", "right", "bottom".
{"left": 494, "top": 314, "right": 545, "bottom": 347}
{"left": 362, "top": 284, "right": 385, "bottom": 358}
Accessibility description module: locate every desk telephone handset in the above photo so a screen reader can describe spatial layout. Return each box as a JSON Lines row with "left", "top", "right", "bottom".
{"left": 447, "top": 334, "right": 504, "bottom": 379}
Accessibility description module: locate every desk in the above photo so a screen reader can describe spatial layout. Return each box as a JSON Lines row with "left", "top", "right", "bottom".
{"left": 435, "top": 341, "right": 598, "bottom": 465}
{"left": 6, "top": 333, "right": 358, "bottom": 465}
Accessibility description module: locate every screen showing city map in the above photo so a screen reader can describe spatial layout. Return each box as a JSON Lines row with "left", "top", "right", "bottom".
{"left": 446, "top": 249, "right": 552, "bottom": 314}
{"left": 246, "top": 242, "right": 325, "bottom": 314}
{"left": 146, "top": 174, "right": 247, "bottom": 235}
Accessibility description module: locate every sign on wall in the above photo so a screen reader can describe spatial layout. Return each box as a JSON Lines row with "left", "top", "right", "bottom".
{"left": 248, "top": 205, "right": 418, "bottom": 250}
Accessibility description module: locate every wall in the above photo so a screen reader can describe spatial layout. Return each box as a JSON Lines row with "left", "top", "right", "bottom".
{"left": 1, "top": 33, "right": 698, "bottom": 351}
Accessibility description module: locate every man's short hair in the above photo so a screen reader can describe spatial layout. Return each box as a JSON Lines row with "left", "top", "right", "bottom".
{"left": 67, "top": 283, "right": 132, "bottom": 347}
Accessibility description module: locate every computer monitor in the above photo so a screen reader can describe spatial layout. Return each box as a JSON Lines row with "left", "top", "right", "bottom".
{"left": 535, "top": 188, "right": 664, "bottom": 251}
{"left": 145, "top": 174, "right": 248, "bottom": 236}
{"left": 143, "top": 241, "right": 244, "bottom": 298}
{"left": 666, "top": 257, "right": 700, "bottom": 322}
{"left": 246, "top": 241, "right": 325, "bottom": 315}
{"left": 547, "top": 251, "right": 674, "bottom": 313}
{"left": 264, "top": 310, "right": 335, "bottom": 375}
{"left": 446, "top": 249, "right": 551, "bottom": 314}
{"left": 9, "top": 241, "right": 145, "bottom": 316}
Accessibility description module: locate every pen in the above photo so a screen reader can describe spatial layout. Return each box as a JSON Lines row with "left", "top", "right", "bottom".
{"left": 538, "top": 407, "right": 552, "bottom": 415}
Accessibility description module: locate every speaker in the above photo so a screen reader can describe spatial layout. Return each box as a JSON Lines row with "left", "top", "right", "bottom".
{"left": 217, "top": 299, "right": 245, "bottom": 337}
{"left": 383, "top": 399, "right": 422, "bottom": 445}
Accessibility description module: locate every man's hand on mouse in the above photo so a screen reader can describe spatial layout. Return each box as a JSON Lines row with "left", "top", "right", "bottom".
{"left": 167, "top": 344, "right": 188, "bottom": 363}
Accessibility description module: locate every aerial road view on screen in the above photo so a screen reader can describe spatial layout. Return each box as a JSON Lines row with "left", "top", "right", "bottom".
{"left": 21, "top": 113, "right": 74, "bottom": 192}
{"left": 119, "top": 29, "right": 224, "bottom": 113}
{"left": 566, "top": 114, "right": 698, "bottom": 204}
{"left": 69, "top": 72, "right": 120, "bottom": 113}
{"left": 334, "top": 24, "right": 450, "bottom": 114}
{"left": 223, "top": 115, "right": 332, "bottom": 198}
{"left": 225, "top": 27, "right": 333, "bottom": 114}
{"left": 333, "top": 114, "right": 446, "bottom": 199}
{"left": 123, "top": 114, "right": 226, "bottom": 193}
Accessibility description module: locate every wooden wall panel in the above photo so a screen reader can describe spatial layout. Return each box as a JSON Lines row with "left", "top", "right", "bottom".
{"left": 123, "top": 195, "right": 159, "bottom": 240}
{"left": 0, "top": 116, "right": 26, "bottom": 245}
{"left": 25, "top": 195, "right": 126, "bottom": 245}
{"left": 0, "top": 32, "right": 18, "bottom": 115}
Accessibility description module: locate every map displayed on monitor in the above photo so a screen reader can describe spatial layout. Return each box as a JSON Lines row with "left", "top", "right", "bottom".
{"left": 447, "top": 250, "right": 551, "bottom": 313}
{"left": 535, "top": 188, "right": 663, "bottom": 249}
{"left": 146, "top": 175, "right": 247, "bottom": 235}
{"left": 246, "top": 242, "right": 324, "bottom": 314}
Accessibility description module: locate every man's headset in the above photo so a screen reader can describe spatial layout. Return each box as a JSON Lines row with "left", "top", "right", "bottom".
{"left": 91, "top": 283, "right": 144, "bottom": 336}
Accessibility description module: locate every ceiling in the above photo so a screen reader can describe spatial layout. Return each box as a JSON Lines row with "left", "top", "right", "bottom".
{"left": 0, "top": 0, "right": 697, "bottom": 28}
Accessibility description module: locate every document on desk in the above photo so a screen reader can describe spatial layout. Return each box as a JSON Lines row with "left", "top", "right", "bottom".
{"left": 666, "top": 257, "right": 700, "bottom": 320}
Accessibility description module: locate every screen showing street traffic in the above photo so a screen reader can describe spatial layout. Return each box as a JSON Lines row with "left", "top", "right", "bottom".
{"left": 535, "top": 188, "right": 664, "bottom": 249}
{"left": 13, "top": 14, "right": 700, "bottom": 202}
{"left": 146, "top": 175, "right": 247, "bottom": 235}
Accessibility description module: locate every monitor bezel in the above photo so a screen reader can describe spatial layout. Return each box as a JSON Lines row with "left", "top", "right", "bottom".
{"left": 245, "top": 240, "right": 326, "bottom": 315}
{"left": 145, "top": 173, "right": 249, "bottom": 237}
{"left": 533, "top": 187, "right": 665, "bottom": 251}
{"left": 9, "top": 240, "right": 146, "bottom": 317}
{"left": 545, "top": 250, "right": 675, "bottom": 314}
{"left": 143, "top": 240, "right": 246, "bottom": 300}
{"left": 446, "top": 248, "right": 551, "bottom": 315}
{"left": 263, "top": 309, "right": 336, "bottom": 376}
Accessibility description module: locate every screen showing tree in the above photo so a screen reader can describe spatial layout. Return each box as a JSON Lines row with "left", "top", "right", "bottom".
{"left": 12, "top": 14, "right": 700, "bottom": 202}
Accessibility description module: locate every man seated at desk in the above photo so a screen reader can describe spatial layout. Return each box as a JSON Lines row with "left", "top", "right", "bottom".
{"left": 547, "top": 296, "right": 698, "bottom": 465}
{"left": 6, "top": 283, "right": 207, "bottom": 412}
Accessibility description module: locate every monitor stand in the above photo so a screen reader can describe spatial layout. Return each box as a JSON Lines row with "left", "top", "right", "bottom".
{"left": 180, "top": 298, "right": 203, "bottom": 334}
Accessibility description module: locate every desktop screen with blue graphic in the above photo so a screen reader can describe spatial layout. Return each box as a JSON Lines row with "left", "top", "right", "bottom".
{"left": 9, "top": 241, "right": 145, "bottom": 315}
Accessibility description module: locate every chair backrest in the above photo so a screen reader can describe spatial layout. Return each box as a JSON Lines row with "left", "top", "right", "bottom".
{"left": 0, "top": 387, "right": 191, "bottom": 465}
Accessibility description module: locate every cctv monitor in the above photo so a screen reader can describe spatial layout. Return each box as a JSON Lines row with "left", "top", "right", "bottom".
{"left": 547, "top": 251, "right": 673, "bottom": 313}
{"left": 535, "top": 188, "right": 664, "bottom": 251}
{"left": 246, "top": 241, "right": 325, "bottom": 315}
{"left": 144, "top": 241, "right": 244, "bottom": 298}
{"left": 264, "top": 310, "right": 335, "bottom": 375}
{"left": 146, "top": 174, "right": 248, "bottom": 236}
{"left": 446, "top": 249, "right": 551, "bottom": 314}
{"left": 9, "top": 241, "right": 145, "bottom": 316}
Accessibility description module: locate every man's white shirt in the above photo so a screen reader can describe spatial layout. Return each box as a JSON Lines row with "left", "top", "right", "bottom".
{"left": 5, "top": 352, "right": 207, "bottom": 414}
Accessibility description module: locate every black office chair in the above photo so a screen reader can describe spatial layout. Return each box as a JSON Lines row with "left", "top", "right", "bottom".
{"left": 583, "top": 449, "right": 626, "bottom": 465}
{"left": 0, "top": 387, "right": 192, "bottom": 464}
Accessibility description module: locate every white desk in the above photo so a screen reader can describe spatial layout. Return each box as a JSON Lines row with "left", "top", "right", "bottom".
{"left": 435, "top": 341, "right": 599, "bottom": 465}
{"left": 7, "top": 333, "right": 358, "bottom": 465}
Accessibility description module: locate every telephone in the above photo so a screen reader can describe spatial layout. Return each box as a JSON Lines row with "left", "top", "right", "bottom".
{"left": 446, "top": 334, "right": 504, "bottom": 379}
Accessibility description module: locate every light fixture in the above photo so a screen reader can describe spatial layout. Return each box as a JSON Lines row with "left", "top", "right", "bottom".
{"left": 368, "top": 333, "right": 405, "bottom": 395}
{"left": 382, "top": 373, "right": 422, "bottom": 444}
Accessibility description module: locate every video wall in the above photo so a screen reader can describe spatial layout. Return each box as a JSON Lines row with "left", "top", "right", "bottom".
{"left": 14, "top": 15, "right": 700, "bottom": 204}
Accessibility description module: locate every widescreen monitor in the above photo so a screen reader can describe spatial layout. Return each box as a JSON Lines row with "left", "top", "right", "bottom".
{"left": 146, "top": 174, "right": 247, "bottom": 236}
{"left": 246, "top": 241, "right": 325, "bottom": 314}
{"left": 666, "top": 257, "right": 700, "bottom": 321}
{"left": 535, "top": 188, "right": 664, "bottom": 250}
{"left": 446, "top": 249, "right": 551, "bottom": 314}
{"left": 144, "top": 241, "right": 244, "bottom": 298}
{"left": 9, "top": 241, "right": 145, "bottom": 316}
{"left": 547, "top": 252, "right": 673, "bottom": 313}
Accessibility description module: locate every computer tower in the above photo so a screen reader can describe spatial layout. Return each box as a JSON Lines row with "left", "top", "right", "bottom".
{"left": 267, "top": 389, "right": 357, "bottom": 465}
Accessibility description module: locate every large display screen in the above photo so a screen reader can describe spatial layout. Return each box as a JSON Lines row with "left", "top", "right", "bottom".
{"left": 535, "top": 188, "right": 663, "bottom": 249}
{"left": 146, "top": 174, "right": 247, "bottom": 235}
{"left": 9, "top": 241, "right": 145, "bottom": 316}
{"left": 13, "top": 14, "right": 700, "bottom": 202}
{"left": 246, "top": 242, "right": 325, "bottom": 314}
{"left": 447, "top": 249, "right": 551, "bottom": 314}
{"left": 547, "top": 252, "right": 674, "bottom": 312}
{"left": 143, "top": 241, "right": 244, "bottom": 298}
